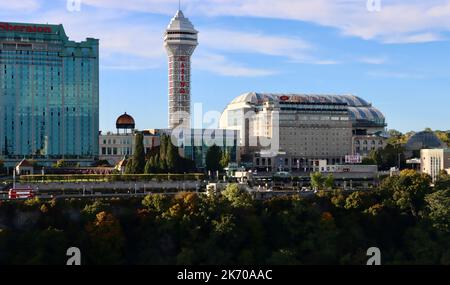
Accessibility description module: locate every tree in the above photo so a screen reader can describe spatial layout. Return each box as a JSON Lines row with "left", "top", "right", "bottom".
{"left": 425, "top": 189, "right": 450, "bottom": 232}
{"left": 381, "top": 169, "right": 432, "bottom": 217}
{"left": 54, "top": 159, "right": 69, "bottom": 168}
{"left": 142, "top": 194, "right": 170, "bottom": 213}
{"left": 85, "top": 211, "right": 125, "bottom": 264}
{"left": 125, "top": 158, "right": 133, "bottom": 174}
{"left": 324, "top": 174, "right": 334, "bottom": 190}
{"left": 159, "top": 135, "right": 168, "bottom": 162}
{"left": 387, "top": 129, "right": 409, "bottom": 145}
{"left": 221, "top": 183, "right": 252, "bottom": 208}
{"left": 130, "top": 132, "right": 145, "bottom": 174}
{"left": 159, "top": 156, "right": 168, "bottom": 173}
{"left": 220, "top": 151, "right": 231, "bottom": 170}
{"left": 166, "top": 140, "right": 178, "bottom": 172}
{"left": 0, "top": 160, "right": 4, "bottom": 174}
{"left": 369, "top": 144, "right": 406, "bottom": 171}
{"left": 144, "top": 156, "right": 155, "bottom": 174}
{"left": 206, "top": 144, "right": 222, "bottom": 172}
{"left": 345, "top": 192, "right": 366, "bottom": 210}
{"left": 310, "top": 172, "right": 325, "bottom": 190}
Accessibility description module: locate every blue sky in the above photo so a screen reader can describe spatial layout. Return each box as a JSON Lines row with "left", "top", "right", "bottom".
{"left": 1, "top": 0, "right": 450, "bottom": 133}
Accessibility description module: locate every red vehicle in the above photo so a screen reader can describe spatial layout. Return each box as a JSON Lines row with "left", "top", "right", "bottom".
{"left": 8, "top": 187, "right": 37, "bottom": 199}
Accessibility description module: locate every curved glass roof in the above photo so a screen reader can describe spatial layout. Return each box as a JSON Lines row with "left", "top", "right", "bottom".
{"left": 227, "top": 92, "right": 385, "bottom": 126}
{"left": 405, "top": 131, "right": 446, "bottom": 150}
{"left": 230, "top": 92, "right": 370, "bottom": 107}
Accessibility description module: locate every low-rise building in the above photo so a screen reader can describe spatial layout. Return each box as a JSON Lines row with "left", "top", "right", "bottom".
{"left": 420, "top": 148, "right": 450, "bottom": 182}
{"left": 98, "top": 113, "right": 159, "bottom": 165}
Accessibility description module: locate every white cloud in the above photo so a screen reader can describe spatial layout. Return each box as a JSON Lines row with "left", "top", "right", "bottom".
{"left": 194, "top": 53, "right": 277, "bottom": 77}
{"left": 311, "top": 59, "right": 340, "bottom": 65}
{"left": 201, "top": 29, "right": 310, "bottom": 56}
{"left": 0, "top": 0, "right": 40, "bottom": 11}
{"left": 77, "top": 0, "right": 450, "bottom": 44}
{"left": 382, "top": 33, "right": 445, "bottom": 44}
{"left": 359, "top": 56, "right": 388, "bottom": 65}
{"left": 367, "top": 70, "right": 424, "bottom": 79}
{"left": 20, "top": 8, "right": 167, "bottom": 70}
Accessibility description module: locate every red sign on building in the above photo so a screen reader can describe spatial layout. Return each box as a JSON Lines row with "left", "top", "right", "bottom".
{"left": 0, "top": 23, "right": 52, "bottom": 33}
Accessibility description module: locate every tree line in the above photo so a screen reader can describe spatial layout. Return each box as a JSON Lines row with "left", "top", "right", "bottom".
{"left": 0, "top": 170, "right": 449, "bottom": 265}
{"left": 125, "top": 133, "right": 232, "bottom": 174}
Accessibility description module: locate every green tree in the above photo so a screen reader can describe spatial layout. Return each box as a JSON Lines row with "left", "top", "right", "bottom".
{"left": 144, "top": 157, "right": 152, "bottom": 174}
{"left": 344, "top": 191, "right": 368, "bottom": 210}
{"left": 220, "top": 151, "right": 231, "bottom": 169}
{"left": 85, "top": 211, "right": 125, "bottom": 264}
{"left": 206, "top": 144, "right": 222, "bottom": 172}
{"left": 221, "top": 183, "right": 253, "bottom": 208}
{"left": 125, "top": 158, "right": 133, "bottom": 174}
{"left": 159, "top": 156, "right": 167, "bottom": 173}
{"left": 144, "top": 155, "right": 160, "bottom": 174}
{"left": 159, "top": 134, "right": 168, "bottom": 162}
{"left": 381, "top": 169, "right": 432, "bottom": 217}
{"left": 142, "top": 194, "right": 170, "bottom": 213}
{"left": 54, "top": 159, "right": 69, "bottom": 168}
{"left": 130, "top": 132, "right": 145, "bottom": 174}
{"left": 166, "top": 140, "right": 179, "bottom": 173}
{"left": 325, "top": 174, "right": 334, "bottom": 190}
{"left": 425, "top": 189, "right": 450, "bottom": 232}
{"left": 370, "top": 144, "right": 406, "bottom": 170}
{"left": 310, "top": 172, "right": 325, "bottom": 190}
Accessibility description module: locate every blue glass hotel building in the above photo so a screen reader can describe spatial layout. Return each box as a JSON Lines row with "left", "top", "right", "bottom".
{"left": 0, "top": 22, "right": 99, "bottom": 159}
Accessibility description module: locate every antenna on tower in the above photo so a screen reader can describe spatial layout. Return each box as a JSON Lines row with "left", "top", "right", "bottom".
{"left": 179, "top": 0, "right": 181, "bottom": 11}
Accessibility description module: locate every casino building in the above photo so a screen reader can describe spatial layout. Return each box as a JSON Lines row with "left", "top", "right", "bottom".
{"left": 219, "top": 92, "right": 387, "bottom": 171}
{"left": 0, "top": 22, "right": 99, "bottom": 164}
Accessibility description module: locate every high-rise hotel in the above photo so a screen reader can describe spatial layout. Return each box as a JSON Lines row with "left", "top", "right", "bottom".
{"left": 0, "top": 22, "right": 99, "bottom": 159}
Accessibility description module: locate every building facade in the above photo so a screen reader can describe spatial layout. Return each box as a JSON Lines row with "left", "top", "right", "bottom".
{"left": 220, "top": 93, "right": 386, "bottom": 171}
{"left": 420, "top": 148, "right": 450, "bottom": 182}
{"left": 98, "top": 131, "right": 159, "bottom": 165}
{"left": 0, "top": 22, "right": 99, "bottom": 159}
{"left": 155, "top": 128, "right": 239, "bottom": 170}
{"left": 164, "top": 10, "right": 198, "bottom": 129}
{"left": 99, "top": 114, "right": 159, "bottom": 164}
{"left": 352, "top": 134, "right": 386, "bottom": 157}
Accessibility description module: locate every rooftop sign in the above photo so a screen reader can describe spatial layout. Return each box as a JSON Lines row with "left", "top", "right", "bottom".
{"left": 0, "top": 23, "right": 52, "bottom": 34}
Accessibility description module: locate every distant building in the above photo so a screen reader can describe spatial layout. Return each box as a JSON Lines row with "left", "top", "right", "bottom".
{"left": 352, "top": 133, "right": 387, "bottom": 157}
{"left": 406, "top": 131, "right": 446, "bottom": 157}
{"left": 0, "top": 22, "right": 99, "bottom": 160}
{"left": 220, "top": 93, "right": 386, "bottom": 172}
{"left": 153, "top": 128, "right": 240, "bottom": 170}
{"left": 98, "top": 113, "right": 159, "bottom": 164}
{"left": 420, "top": 148, "right": 450, "bottom": 182}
